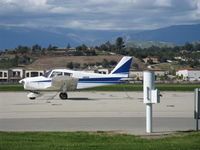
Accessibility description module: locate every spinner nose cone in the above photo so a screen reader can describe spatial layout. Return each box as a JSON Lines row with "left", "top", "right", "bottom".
{"left": 19, "top": 79, "right": 26, "bottom": 84}
{"left": 19, "top": 79, "right": 23, "bottom": 84}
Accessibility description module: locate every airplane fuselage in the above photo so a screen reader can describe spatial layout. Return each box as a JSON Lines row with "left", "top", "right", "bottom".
{"left": 20, "top": 69, "right": 127, "bottom": 91}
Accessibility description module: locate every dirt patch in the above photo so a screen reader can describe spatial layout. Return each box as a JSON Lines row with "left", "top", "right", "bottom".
{"left": 139, "top": 130, "right": 199, "bottom": 139}
{"left": 26, "top": 55, "right": 143, "bottom": 70}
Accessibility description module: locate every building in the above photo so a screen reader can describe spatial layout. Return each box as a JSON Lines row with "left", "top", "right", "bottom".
{"left": 129, "top": 68, "right": 167, "bottom": 81}
{"left": 143, "top": 56, "right": 159, "bottom": 64}
{"left": 147, "top": 68, "right": 166, "bottom": 76}
{"left": 0, "top": 56, "right": 9, "bottom": 61}
{"left": 95, "top": 68, "right": 110, "bottom": 75}
{"left": 68, "top": 48, "right": 76, "bottom": 52}
{"left": 176, "top": 67, "right": 200, "bottom": 81}
{"left": 129, "top": 70, "right": 143, "bottom": 80}
{"left": 0, "top": 68, "right": 46, "bottom": 83}
{"left": 25, "top": 70, "right": 44, "bottom": 77}
{"left": 9, "top": 68, "right": 24, "bottom": 82}
{"left": 0, "top": 69, "right": 8, "bottom": 81}
{"left": 55, "top": 48, "right": 67, "bottom": 51}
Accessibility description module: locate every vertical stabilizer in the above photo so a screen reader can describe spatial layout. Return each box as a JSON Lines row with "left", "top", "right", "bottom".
{"left": 110, "top": 56, "right": 133, "bottom": 76}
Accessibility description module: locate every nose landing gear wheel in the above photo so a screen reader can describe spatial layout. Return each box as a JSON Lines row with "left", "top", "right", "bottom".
{"left": 59, "top": 92, "right": 68, "bottom": 100}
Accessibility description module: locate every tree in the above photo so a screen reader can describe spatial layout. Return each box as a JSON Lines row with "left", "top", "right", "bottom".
{"left": 132, "top": 63, "right": 139, "bottom": 69}
{"left": 183, "top": 42, "right": 193, "bottom": 51}
{"left": 67, "top": 62, "right": 73, "bottom": 69}
{"left": 105, "top": 41, "right": 112, "bottom": 51}
{"left": 32, "top": 44, "right": 41, "bottom": 52}
{"left": 100, "top": 44, "right": 108, "bottom": 51}
{"left": 73, "top": 63, "right": 80, "bottom": 69}
{"left": 47, "top": 44, "right": 52, "bottom": 51}
{"left": 12, "top": 55, "right": 19, "bottom": 67}
{"left": 67, "top": 43, "right": 71, "bottom": 50}
{"left": 102, "top": 59, "right": 109, "bottom": 68}
{"left": 66, "top": 62, "right": 80, "bottom": 69}
{"left": 76, "top": 44, "right": 87, "bottom": 51}
{"left": 115, "top": 37, "right": 124, "bottom": 53}
{"left": 85, "top": 50, "right": 96, "bottom": 56}
{"left": 82, "top": 44, "right": 87, "bottom": 51}
{"left": 74, "top": 50, "right": 84, "bottom": 56}
{"left": 109, "top": 60, "right": 117, "bottom": 66}
{"left": 194, "top": 43, "right": 200, "bottom": 51}
{"left": 16, "top": 45, "right": 30, "bottom": 54}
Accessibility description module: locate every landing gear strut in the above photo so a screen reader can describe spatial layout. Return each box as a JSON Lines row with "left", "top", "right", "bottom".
{"left": 59, "top": 92, "right": 68, "bottom": 100}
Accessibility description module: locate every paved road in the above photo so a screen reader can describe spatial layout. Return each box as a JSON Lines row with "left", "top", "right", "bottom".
{"left": 0, "top": 91, "right": 196, "bottom": 134}
{"left": 0, "top": 117, "right": 195, "bottom": 135}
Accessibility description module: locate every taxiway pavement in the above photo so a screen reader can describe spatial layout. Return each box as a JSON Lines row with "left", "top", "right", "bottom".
{"left": 0, "top": 91, "right": 196, "bottom": 134}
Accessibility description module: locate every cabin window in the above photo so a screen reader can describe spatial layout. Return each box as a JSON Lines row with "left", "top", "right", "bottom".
{"left": 64, "top": 72, "right": 72, "bottom": 77}
{"left": 4, "top": 72, "right": 7, "bottom": 77}
{"left": 31, "top": 72, "right": 39, "bottom": 77}
{"left": 26, "top": 72, "right": 30, "bottom": 77}
{"left": 13, "top": 71, "right": 20, "bottom": 77}
{"left": 0, "top": 72, "right": 2, "bottom": 77}
{"left": 40, "top": 73, "right": 43, "bottom": 76}
{"left": 50, "top": 71, "right": 63, "bottom": 78}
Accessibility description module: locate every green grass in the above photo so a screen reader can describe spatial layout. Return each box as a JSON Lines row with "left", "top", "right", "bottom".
{"left": 0, "top": 131, "right": 200, "bottom": 150}
{"left": 0, "top": 85, "right": 24, "bottom": 91}
{"left": 83, "top": 84, "right": 200, "bottom": 91}
{"left": 156, "top": 84, "right": 200, "bottom": 91}
{"left": 0, "top": 84, "right": 200, "bottom": 91}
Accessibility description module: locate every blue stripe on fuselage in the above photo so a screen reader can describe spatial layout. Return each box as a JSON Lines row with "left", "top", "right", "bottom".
{"left": 79, "top": 77, "right": 122, "bottom": 82}
{"left": 78, "top": 77, "right": 124, "bottom": 84}
{"left": 32, "top": 77, "right": 125, "bottom": 84}
{"left": 33, "top": 80, "right": 52, "bottom": 83}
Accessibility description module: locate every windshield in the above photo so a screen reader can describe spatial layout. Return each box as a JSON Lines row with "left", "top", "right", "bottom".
{"left": 43, "top": 70, "right": 52, "bottom": 78}
{"left": 50, "top": 71, "right": 63, "bottom": 78}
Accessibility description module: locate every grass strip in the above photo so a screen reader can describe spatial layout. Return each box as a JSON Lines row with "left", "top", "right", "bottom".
{"left": 0, "top": 131, "right": 200, "bottom": 150}
{"left": 0, "top": 85, "right": 24, "bottom": 91}
{"left": 0, "top": 84, "right": 200, "bottom": 91}
{"left": 82, "top": 84, "right": 200, "bottom": 91}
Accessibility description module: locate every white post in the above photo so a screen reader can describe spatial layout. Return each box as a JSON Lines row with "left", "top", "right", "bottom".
{"left": 195, "top": 88, "right": 200, "bottom": 131}
{"left": 146, "top": 103, "right": 152, "bottom": 133}
{"left": 143, "top": 71, "right": 155, "bottom": 133}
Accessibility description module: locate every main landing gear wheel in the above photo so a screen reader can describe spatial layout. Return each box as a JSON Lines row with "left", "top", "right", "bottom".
{"left": 59, "top": 92, "right": 68, "bottom": 100}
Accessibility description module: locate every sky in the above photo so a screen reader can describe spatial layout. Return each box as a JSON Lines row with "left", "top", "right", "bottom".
{"left": 0, "top": 0, "right": 200, "bottom": 31}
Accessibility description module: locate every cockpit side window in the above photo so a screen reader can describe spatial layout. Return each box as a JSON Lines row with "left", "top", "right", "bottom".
{"left": 50, "top": 71, "right": 63, "bottom": 78}
{"left": 64, "top": 72, "right": 72, "bottom": 77}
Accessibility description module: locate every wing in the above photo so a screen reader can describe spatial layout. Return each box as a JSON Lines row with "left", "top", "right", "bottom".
{"left": 51, "top": 76, "right": 79, "bottom": 91}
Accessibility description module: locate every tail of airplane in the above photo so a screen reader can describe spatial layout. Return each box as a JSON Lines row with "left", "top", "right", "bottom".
{"left": 110, "top": 56, "right": 133, "bottom": 77}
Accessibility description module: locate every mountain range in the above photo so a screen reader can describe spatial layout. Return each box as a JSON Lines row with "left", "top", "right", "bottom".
{"left": 0, "top": 24, "right": 200, "bottom": 50}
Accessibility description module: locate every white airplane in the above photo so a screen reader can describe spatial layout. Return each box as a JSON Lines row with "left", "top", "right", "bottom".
{"left": 19, "top": 56, "right": 133, "bottom": 100}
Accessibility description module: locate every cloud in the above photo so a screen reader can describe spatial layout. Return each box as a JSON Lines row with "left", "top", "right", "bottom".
{"left": 0, "top": 0, "right": 200, "bottom": 30}
{"left": 154, "top": 0, "right": 172, "bottom": 7}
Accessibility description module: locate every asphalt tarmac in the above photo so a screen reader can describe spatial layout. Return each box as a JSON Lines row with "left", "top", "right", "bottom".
{"left": 0, "top": 91, "right": 196, "bottom": 134}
